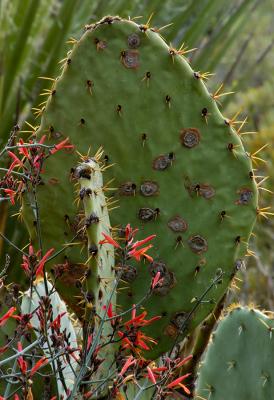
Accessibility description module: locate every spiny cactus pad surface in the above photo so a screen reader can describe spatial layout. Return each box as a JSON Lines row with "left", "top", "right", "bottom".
{"left": 195, "top": 306, "right": 274, "bottom": 400}
{"left": 76, "top": 157, "right": 116, "bottom": 390}
{"left": 22, "top": 16, "right": 257, "bottom": 357}
{"left": 21, "top": 278, "right": 78, "bottom": 398}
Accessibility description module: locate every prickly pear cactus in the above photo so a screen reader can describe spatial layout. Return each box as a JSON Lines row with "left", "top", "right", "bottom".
{"left": 195, "top": 306, "right": 274, "bottom": 400}
{"left": 22, "top": 16, "right": 257, "bottom": 357}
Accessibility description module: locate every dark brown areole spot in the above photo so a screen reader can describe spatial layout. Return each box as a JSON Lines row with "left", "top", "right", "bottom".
{"left": 121, "top": 50, "right": 140, "bottom": 69}
{"left": 188, "top": 235, "right": 208, "bottom": 254}
{"left": 149, "top": 260, "right": 176, "bottom": 296}
{"left": 138, "top": 208, "right": 158, "bottom": 222}
{"left": 88, "top": 244, "right": 98, "bottom": 256}
{"left": 153, "top": 270, "right": 176, "bottom": 296}
{"left": 141, "top": 133, "right": 147, "bottom": 145}
{"left": 149, "top": 260, "right": 167, "bottom": 276}
{"left": 116, "top": 104, "right": 122, "bottom": 115}
{"left": 201, "top": 107, "right": 208, "bottom": 117}
{"left": 73, "top": 165, "right": 91, "bottom": 180}
{"left": 198, "top": 184, "right": 215, "bottom": 199}
{"left": 85, "top": 212, "right": 100, "bottom": 227}
{"left": 186, "top": 182, "right": 215, "bottom": 199}
{"left": 168, "top": 216, "right": 188, "bottom": 232}
{"left": 140, "top": 181, "right": 159, "bottom": 196}
{"left": 119, "top": 181, "right": 136, "bottom": 196}
{"left": 172, "top": 312, "right": 188, "bottom": 329}
{"left": 235, "top": 188, "right": 253, "bottom": 205}
{"left": 94, "top": 38, "right": 107, "bottom": 50}
{"left": 164, "top": 324, "right": 178, "bottom": 338}
{"left": 128, "top": 33, "right": 141, "bottom": 48}
{"left": 119, "top": 264, "right": 137, "bottom": 282}
{"left": 79, "top": 187, "right": 92, "bottom": 200}
{"left": 180, "top": 128, "right": 201, "bottom": 148}
{"left": 153, "top": 154, "right": 174, "bottom": 171}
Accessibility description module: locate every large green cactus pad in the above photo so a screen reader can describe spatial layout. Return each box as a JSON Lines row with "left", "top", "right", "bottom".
{"left": 22, "top": 16, "right": 257, "bottom": 358}
{"left": 195, "top": 306, "right": 274, "bottom": 400}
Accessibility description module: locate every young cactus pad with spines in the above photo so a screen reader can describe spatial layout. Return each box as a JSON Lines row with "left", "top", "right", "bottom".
{"left": 21, "top": 278, "right": 78, "bottom": 398}
{"left": 75, "top": 157, "right": 116, "bottom": 393}
{"left": 22, "top": 16, "right": 257, "bottom": 358}
{"left": 195, "top": 306, "right": 274, "bottom": 400}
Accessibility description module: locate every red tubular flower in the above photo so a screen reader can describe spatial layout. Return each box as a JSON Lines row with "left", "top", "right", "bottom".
{"left": 99, "top": 232, "right": 121, "bottom": 249}
{"left": 124, "top": 307, "right": 161, "bottom": 329}
{"left": 119, "top": 355, "right": 136, "bottom": 376}
{"left": 39, "top": 135, "right": 47, "bottom": 144}
{"left": 50, "top": 138, "right": 74, "bottom": 154}
{"left": 151, "top": 271, "right": 164, "bottom": 289}
{"left": 14, "top": 395, "right": 20, "bottom": 400}
{"left": 87, "top": 334, "right": 93, "bottom": 351}
{"left": 103, "top": 303, "right": 115, "bottom": 318}
{"left": 0, "top": 307, "right": 16, "bottom": 326}
{"left": 175, "top": 354, "right": 193, "bottom": 368}
{"left": 130, "top": 234, "right": 156, "bottom": 250}
{"left": 118, "top": 330, "right": 157, "bottom": 353}
{"left": 18, "top": 138, "right": 30, "bottom": 159}
{"left": 50, "top": 312, "right": 66, "bottom": 331}
{"left": 17, "top": 342, "right": 28, "bottom": 375}
{"left": 128, "top": 244, "right": 153, "bottom": 262}
{"left": 166, "top": 373, "right": 191, "bottom": 394}
{"left": 8, "top": 151, "right": 24, "bottom": 168}
{"left": 147, "top": 366, "right": 157, "bottom": 384}
{"left": 30, "top": 356, "right": 48, "bottom": 376}
{"left": 35, "top": 248, "right": 55, "bottom": 277}
{"left": 125, "top": 223, "right": 138, "bottom": 242}
{"left": 3, "top": 188, "right": 16, "bottom": 205}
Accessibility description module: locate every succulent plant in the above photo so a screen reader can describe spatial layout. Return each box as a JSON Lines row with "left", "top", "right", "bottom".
{"left": 195, "top": 305, "right": 274, "bottom": 400}
{"left": 21, "top": 16, "right": 257, "bottom": 359}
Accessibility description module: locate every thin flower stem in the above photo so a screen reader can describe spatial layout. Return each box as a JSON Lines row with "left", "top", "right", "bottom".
{"left": 0, "top": 339, "right": 40, "bottom": 367}
{"left": 0, "top": 232, "right": 28, "bottom": 256}
{"left": 68, "top": 273, "right": 122, "bottom": 398}
{"left": 0, "top": 167, "right": 31, "bottom": 179}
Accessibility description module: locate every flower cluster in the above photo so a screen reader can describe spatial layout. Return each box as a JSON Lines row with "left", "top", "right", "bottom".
{"left": 21, "top": 244, "right": 55, "bottom": 279}
{"left": 99, "top": 223, "right": 156, "bottom": 263}
{"left": 0, "top": 135, "right": 74, "bottom": 206}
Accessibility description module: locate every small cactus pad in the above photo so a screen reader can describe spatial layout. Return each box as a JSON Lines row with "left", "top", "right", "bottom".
{"left": 76, "top": 158, "right": 116, "bottom": 392}
{"left": 21, "top": 278, "right": 78, "bottom": 397}
{"left": 195, "top": 306, "right": 274, "bottom": 400}
{"left": 22, "top": 16, "right": 257, "bottom": 357}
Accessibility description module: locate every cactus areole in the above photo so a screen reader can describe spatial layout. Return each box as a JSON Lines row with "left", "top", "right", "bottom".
{"left": 22, "top": 16, "right": 258, "bottom": 358}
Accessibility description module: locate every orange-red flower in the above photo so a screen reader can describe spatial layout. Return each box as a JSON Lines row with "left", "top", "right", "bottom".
{"left": 166, "top": 373, "right": 191, "bottom": 394}
{"left": 17, "top": 342, "right": 28, "bottom": 375}
{"left": 124, "top": 308, "right": 161, "bottom": 329}
{"left": 128, "top": 244, "right": 153, "bottom": 263}
{"left": 99, "top": 232, "right": 121, "bottom": 249}
{"left": 0, "top": 306, "right": 16, "bottom": 327}
{"left": 50, "top": 138, "right": 74, "bottom": 154}
{"left": 30, "top": 356, "right": 48, "bottom": 376}
{"left": 3, "top": 188, "right": 16, "bottom": 205}
{"left": 119, "top": 355, "right": 136, "bottom": 376}
{"left": 21, "top": 245, "right": 55, "bottom": 278}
